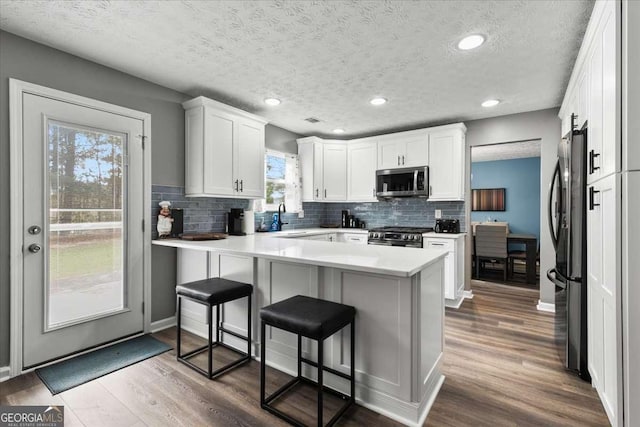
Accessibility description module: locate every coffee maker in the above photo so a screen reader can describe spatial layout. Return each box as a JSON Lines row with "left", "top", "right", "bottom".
{"left": 228, "top": 209, "right": 246, "bottom": 236}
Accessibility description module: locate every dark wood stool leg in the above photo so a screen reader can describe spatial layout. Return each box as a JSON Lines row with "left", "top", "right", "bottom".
{"left": 260, "top": 320, "right": 266, "bottom": 407}
{"left": 317, "top": 338, "right": 323, "bottom": 427}
{"left": 208, "top": 304, "right": 213, "bottom": 378}
{"left": 176, "top": 296, "right": 182, "bottom": 360}
{"left": 351, "top": 318, "right": 355, "bottom": 402}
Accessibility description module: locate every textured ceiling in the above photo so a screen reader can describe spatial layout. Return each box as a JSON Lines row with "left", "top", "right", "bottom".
{"left": 472, "top": 140, "right": 541, "bottom": 162}
{"left": 0, "top": 0, "right": 593, "bottom": 137}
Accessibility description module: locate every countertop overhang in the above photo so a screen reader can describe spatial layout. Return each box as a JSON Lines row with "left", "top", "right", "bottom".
{"left": 152, "top": 233, "right": 447, "bottom": 278}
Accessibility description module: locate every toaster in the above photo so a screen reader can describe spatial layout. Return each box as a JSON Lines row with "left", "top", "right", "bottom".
{"left": 435, "top": 219, "right": 460, "bottom": 233}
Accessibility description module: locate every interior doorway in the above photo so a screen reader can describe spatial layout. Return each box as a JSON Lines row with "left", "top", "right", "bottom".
{"left": 470, "top": 140, "right": 541, "bottom": 289}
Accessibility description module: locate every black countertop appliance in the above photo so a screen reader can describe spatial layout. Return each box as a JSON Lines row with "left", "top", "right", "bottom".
{"left": 434, "top": 219, "right": 460, "bottom": 233}
{"left": 228, "top": 208, "right": 246, "bottom": 236}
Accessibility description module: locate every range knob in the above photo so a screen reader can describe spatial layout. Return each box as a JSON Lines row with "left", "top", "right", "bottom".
{"left": 373, "top": 233, "right": 379, "bottom": 238}
{"left": 402, "top": 234, "right": 408, "bottom": 240}
{"left": 408, "top": 235, "right": 415, "bottom": 240}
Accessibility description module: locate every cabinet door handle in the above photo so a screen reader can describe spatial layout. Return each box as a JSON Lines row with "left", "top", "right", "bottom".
{"left": 234, "top": 179, "right": 239, "bottom": 191}
{"left": 373, "top": 188, "right": 376, "bottom": 197}
{"left": 589, "top": 186, "right": 600, "bottom": 210}
{"left": 402, "top": 155, "right": 405, "bottom": 165}
{"left": 431, "top": 242, "right": 445, "bottom": 246}
{"left": 589, "top": 150, "right": 600, "bottom": 175}
{"left": 429, "top": 185, "right": 432, "bottom": 196}
{"left": 397, "top": 155, "right": 400, "bottom": 166}
{"left": 324, "top": 189, "right": 327, "bottom": 198}
{"left": 240, "top": 180, "right": 243, "bottom": 192}
{"left": 316, "top": 188, "right": 319, "bottom": 198}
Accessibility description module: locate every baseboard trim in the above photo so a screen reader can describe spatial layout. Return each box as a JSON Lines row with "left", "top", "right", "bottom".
{"left": 537, "top": 300, "right": 555, "bottom": 313}
{"left": 462, "top": 290, "right": 474, "bottom": 299}
{"left": 150, "top": 316, "right": 176, "bottom": 333}
{"left": 0, "top": 366, "right": 10, "bottom": 383}
{"left": 445, "top": 295, "right": 464, "bottom": 309}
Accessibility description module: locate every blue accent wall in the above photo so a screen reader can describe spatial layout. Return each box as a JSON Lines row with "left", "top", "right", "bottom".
{"left": 471, "top": 157, "right": 540, "bottom": 243}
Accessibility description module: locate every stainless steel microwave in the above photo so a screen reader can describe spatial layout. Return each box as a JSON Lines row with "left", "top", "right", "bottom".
{"left": 376, "top": 166, "right": 429, "bottom": 199}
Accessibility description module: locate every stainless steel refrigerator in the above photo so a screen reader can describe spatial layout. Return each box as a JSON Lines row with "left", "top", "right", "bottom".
{"left": 547, "top": 115, "right": 590, "bottom": 380}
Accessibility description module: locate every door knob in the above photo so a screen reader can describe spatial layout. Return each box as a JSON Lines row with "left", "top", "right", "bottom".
{"left": 28, "top": 244, "right": 41, "bottom": 253}
{"left": 28, "top": 225, "right": 41, "bottom": 235}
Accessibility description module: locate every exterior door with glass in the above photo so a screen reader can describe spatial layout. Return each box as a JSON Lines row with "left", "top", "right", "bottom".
{"left": 21, "top": 92, "right": 145, "bottom": 369}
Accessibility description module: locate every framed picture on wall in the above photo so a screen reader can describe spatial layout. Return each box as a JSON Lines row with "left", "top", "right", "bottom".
{"left": 471, "top": 188, "right": 506, "bottom": 211}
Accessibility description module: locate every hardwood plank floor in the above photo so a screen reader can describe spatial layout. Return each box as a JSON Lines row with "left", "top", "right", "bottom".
{"left": 0, "top": 280, "right": 608, "bottom": 426}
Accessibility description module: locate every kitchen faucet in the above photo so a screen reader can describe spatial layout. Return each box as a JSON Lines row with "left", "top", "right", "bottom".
{"left": 278, "top": 203, "right": 288, "bottom": 231}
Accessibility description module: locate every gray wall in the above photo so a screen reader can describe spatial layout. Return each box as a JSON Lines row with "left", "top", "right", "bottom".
{"left": 0, "top": 30, "right": 301, "bottom": 367}
{"left": 464, "top": 108, "right": 561, "bottom": 304}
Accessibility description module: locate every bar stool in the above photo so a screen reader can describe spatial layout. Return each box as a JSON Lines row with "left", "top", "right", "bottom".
{"left": 176, "top": 277, "right": 252, "bottom": 379}
{"left": 260, "top": 295, "right": 356, "bottom": 427}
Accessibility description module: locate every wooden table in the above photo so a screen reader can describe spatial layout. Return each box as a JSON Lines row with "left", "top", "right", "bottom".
{"left": 506, "top": 233, "right": 538, "bottom": 284}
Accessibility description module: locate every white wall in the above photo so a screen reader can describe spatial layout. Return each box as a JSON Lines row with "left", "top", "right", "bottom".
{"left": 464, "top": 108, "right": 560, "bottom": 305}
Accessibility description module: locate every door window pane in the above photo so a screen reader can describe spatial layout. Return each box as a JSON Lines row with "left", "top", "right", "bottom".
{"left": 47, "top": 120, "right": 126, "bottom": 329}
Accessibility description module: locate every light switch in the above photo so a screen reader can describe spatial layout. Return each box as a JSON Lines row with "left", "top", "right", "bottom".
{"left": 435, "top": 209, "right": 442, "bottom": 219}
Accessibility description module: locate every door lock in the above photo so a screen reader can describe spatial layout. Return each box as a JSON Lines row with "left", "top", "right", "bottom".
{"left": 28, "top": 225, "right": 41, "bottom": 235}
{"left": 28, "top": 244, "right": 41, "bottom": 253}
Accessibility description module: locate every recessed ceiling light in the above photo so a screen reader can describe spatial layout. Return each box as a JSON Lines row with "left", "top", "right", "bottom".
{"left": 264, "top": 98, "right": 281, "bottom": 106}
{"left": 481, "top": 99, "right": 500, "bottom": 107}
{"left": 370, "top": 97, "right": 387, "bottom": 106}
{"left": 333, "top": 128, "right": 345, "bottom": 134}
{"left": 458, "top": 34, "right": 485, "bottom": 50}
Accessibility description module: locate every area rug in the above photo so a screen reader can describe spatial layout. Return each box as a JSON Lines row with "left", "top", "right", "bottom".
{"left": 36, "top": 334, "right": 172, "bottom": 395}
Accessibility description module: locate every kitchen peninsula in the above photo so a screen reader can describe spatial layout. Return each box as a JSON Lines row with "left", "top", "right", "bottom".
{"left": 153, "top": 233, "right": 447, "bottom": 426}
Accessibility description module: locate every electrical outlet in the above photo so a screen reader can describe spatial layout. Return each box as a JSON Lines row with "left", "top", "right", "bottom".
{"left": 435, "top": 209, "right": 442, "bottom": 219}
{"left": 298, "top": 210, "right": 304, "bottom": 218}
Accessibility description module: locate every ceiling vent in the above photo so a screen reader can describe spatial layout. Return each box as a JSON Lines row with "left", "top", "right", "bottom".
{"left": 304, "top": 117, "right": 321, "bottom": 123}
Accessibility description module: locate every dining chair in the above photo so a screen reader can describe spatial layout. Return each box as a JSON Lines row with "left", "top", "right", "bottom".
{"left": 475, "top": 224, "right": 509, "bottom": 282}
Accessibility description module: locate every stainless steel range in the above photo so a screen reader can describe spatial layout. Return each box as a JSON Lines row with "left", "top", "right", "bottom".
{"left": 367, "top": 226, "right": 434, "bottom": 248}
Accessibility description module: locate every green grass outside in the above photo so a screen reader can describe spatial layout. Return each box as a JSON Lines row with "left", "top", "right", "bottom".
{"left": 50, "top": 239, "right": 122, "bottom": 280}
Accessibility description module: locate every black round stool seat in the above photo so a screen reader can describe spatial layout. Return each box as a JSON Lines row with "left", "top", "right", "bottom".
{"left": 177, "top": 277, "right": 252, "bottom": 305}
{"left": 260, "top": 295, "right": 355, "bottom": 340}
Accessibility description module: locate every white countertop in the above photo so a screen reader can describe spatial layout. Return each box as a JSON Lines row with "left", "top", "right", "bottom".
{"left": 267, "top": 228, "right": 368, "bottom": 237}
{"left": 153, "top": 232, "right": 446, "bottom": 277}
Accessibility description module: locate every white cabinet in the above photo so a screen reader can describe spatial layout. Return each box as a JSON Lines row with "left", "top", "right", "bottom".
{"left": 428, "top": 128, "right": 465, "bottom": 201}
{"left": 298, "top": 138, "right": 347, "bottom": 202}
{"left": 584, "top": 1, "right": 619, "bottom": 185}
{"left": 302, "top": 233, "right": 337, "bottom": 242}
{"left": 587, "top": 174, "right": 622, "bottom": 426}
{"left": 183, "top": 96, "right": 268, "bottom": 198}
{"left": 338, "top": 233, "right": 367, "bottom": 244}
{"left": 322, "top": 144, "right": 347, "bottom": 201}
{"left": 423, "top": 235, "right": 465, "bottom": 307}
{"left": 377, "top": 131, "right": 429, "bottom": 169}
{"left": 347, "top": 141, "right": 377, "bottom": 201}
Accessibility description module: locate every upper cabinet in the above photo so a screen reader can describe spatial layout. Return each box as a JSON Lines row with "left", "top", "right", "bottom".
{"left": 348, "top": 140, "right": 377, "bottom": 201}
{"left": 428, "top": 127, "right": 465, "bottom": 201}
{"left": 297, "top": 138, "right": 347, "bottom": 202}
{"left": 377, "top": 131, "right": 429, "bottom": 169}
{"left": 298, "top": 123, "right": 466, "bottom": 203}
{"left": 560, "top": 0, "right": 619, "bottom": 185}
{"left": 183, "top": 96, "right": 268, "bottom": 198}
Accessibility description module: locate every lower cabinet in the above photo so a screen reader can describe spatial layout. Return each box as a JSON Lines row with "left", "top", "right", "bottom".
{"left": 423, "top": 235, "right": 465, "bottom": 307}
{"left": 338, "top": 233, "right": 367, "bottom": 244}
{"left": 586, "top": 174, "right": 622, "bottom": 426}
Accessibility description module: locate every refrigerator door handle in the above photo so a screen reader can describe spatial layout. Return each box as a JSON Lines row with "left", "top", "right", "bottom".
{"left": 547, "top": 268, "right": 566, "bottom": 289}
{"left": 548, "top": 160, "right": 561, "bottom": 250}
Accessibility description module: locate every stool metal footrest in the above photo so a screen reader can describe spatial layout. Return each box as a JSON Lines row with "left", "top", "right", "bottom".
{"left": 176, "top": 290, "right": 252, "bottom": 380}
{"left": 260, "top": 318, "right": 355, "bottom": 427}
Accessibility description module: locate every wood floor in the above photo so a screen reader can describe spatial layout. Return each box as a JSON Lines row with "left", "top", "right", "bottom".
{"left": 0, "top": 280, "right": 609, "bottom": 426}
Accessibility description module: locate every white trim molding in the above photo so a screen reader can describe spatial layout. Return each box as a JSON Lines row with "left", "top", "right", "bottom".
{"left": 537, "top": 300, "right": 555, "bottom": 313}
{"left": 463, "top": 290, "right": 474, "bottom": 299}
{"left": 150, "top": 316, "right": 176, "bottom": 333}
{"left": 0, "top": 366, "right": 10, "bottom": 383}
{"left": 9, "top": 79, "right": 152, "bottom": 379}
